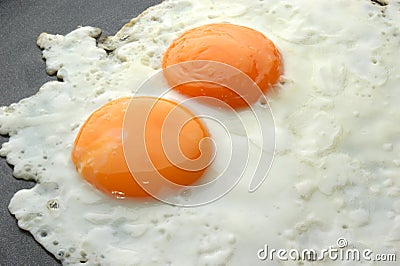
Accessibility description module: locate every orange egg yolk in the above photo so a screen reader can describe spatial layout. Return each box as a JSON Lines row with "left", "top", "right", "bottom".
{"left": 71, "top": 97, "right": 212, "bottom": 199}
{"left": 162, "top": 23, "right": 283, "bottom": 108}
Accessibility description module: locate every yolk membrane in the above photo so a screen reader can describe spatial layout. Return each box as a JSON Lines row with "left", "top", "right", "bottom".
{"left": 71, "top": 97, "right": 212, "bottom": 198}
{"left": 162, "top": 23, "right": 283, "bottom": 108}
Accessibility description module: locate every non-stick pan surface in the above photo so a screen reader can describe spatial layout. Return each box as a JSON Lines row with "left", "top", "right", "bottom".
{"left": 0, "top": 1, "right": 161, "bottom": 264}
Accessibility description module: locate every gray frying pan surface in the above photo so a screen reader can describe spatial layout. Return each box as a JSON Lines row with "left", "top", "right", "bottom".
{"left": 0, "top": 1, "right": 161, "bottom": 264}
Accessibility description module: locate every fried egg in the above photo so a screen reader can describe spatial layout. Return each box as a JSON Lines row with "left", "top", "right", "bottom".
{"left": 1, "top": 0, "right": 400, "bottom": 265}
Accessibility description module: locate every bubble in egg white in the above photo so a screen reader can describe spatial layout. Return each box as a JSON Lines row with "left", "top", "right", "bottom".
{"left": 1, "top": 0, "right": 400, "bottom": 265}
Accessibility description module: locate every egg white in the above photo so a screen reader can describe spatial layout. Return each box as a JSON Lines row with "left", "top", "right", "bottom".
{"left": 1, "top": 0, "right": 400, "bottom": 265}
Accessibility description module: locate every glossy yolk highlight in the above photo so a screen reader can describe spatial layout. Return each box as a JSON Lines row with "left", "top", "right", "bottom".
{"left": 162, "top": 23, "right": 283, "bottom": 108}
{"left": 71, "top": 97, "right": 212, "bottom": 198}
